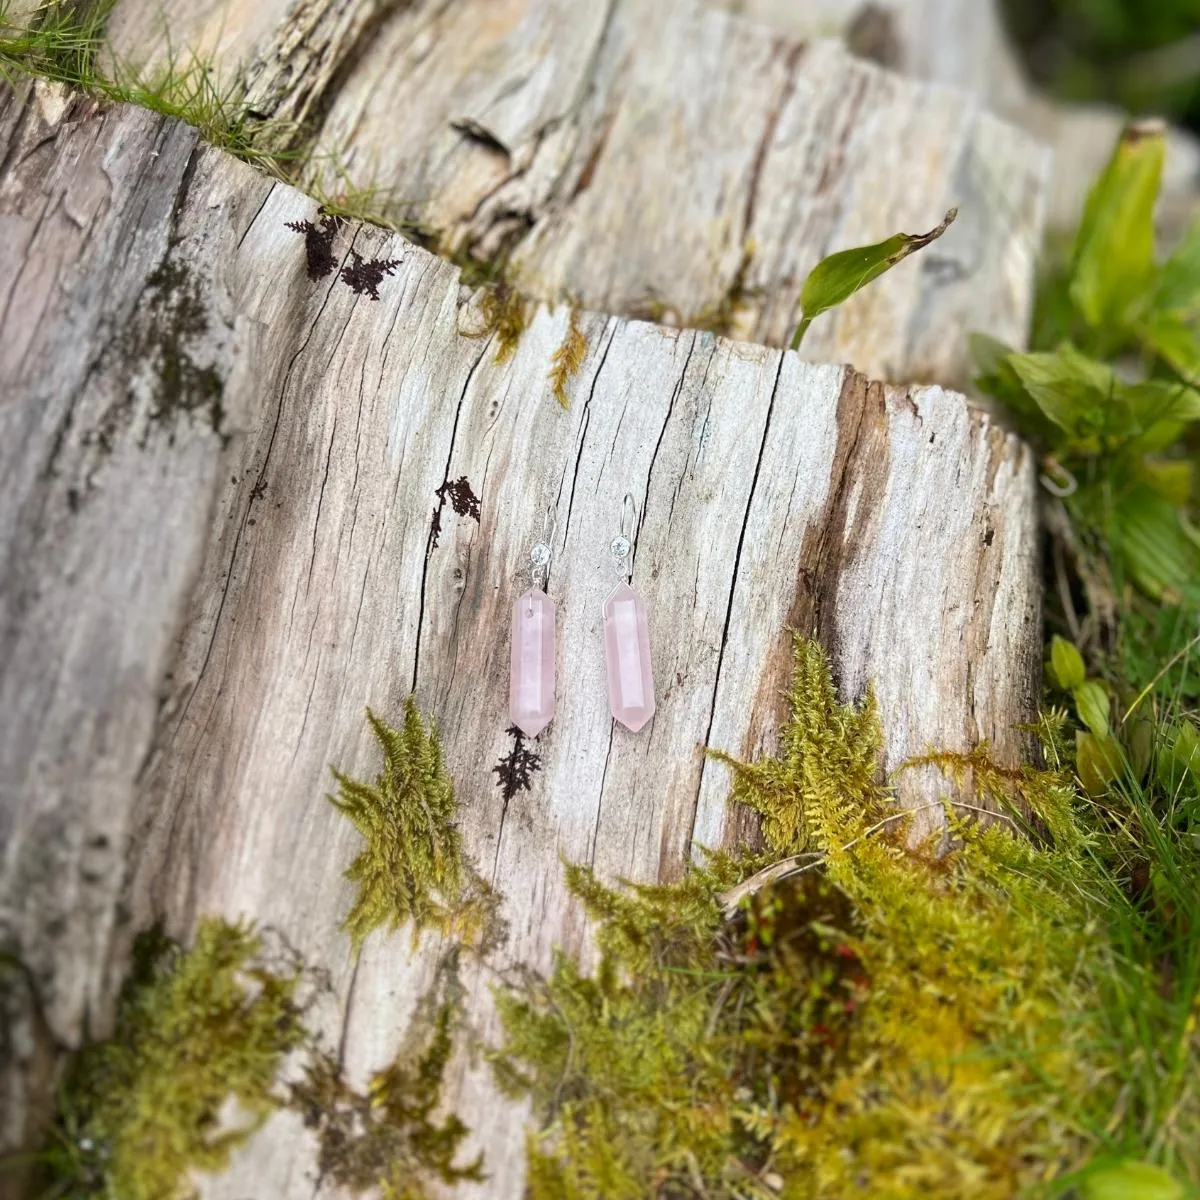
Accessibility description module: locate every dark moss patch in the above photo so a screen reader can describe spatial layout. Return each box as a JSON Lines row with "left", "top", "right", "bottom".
{"left": 292, "top": 970, "right": 484, "bottom": 1197}
{"left": 431, "top": 476, "right": 481, "bottom": 548}
{"left": 140, "top": 260, "right": 225, "bottom": 436}
{"left": 341, "top": 249, "right": 402, "bottom": 300}
{"left": 79, "top": 257, "right": 226, "bottom": 474}
{"left": 494, "top": 725, "right": 542, "bottom": 801}
{"left": 286, "top": 213, "right": 344, "bottom": 280}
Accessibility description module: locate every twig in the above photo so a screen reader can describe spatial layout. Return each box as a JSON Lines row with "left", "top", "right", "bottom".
{"left": 719, "top": 799, "right": 1021, "bottom": 917}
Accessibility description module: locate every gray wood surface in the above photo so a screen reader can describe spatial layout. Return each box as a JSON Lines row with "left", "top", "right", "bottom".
{"left": 0, "top": 84, "right": 1040, "bottom": 1196}
{"left": 729, "top": 0, "right": 1200, "bottom": 237}
{"left": 99, "top": 0, "right": 1050, "bottom": 383}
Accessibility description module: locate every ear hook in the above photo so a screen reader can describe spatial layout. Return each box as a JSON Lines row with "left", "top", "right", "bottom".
{"left": 622, "top": 493, "right": 636, "bottom": 539}
{"left": 530, "top": 502, "right": 556, "bottom": 592}
{"left": 611, "top": 493, "right": 637, "bottom": 580}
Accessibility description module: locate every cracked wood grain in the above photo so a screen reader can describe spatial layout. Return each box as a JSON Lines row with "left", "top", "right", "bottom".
{"left": 0, "top": 90, "right": 1039, "bottom": 1197}
{"left": 726, "top": 0, "right": 1200, "bottom": 239}
{"left": 99, "top": 0, "right": 1049, "bottom": 383}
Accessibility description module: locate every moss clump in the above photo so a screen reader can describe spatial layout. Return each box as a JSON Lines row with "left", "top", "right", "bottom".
{"left": 492, "top": 635, "right": 1128, "bottom": 1199}
{"left": 329, "top": 701, "right": 501, "bottom": 955}
{"left": 467, "top": 283, "right": 530, "bottom": 364}
{"left": 709, "top": 636, "right": 884, "bottom": 858}
{"left": 492, "top": 858, "right": 864, "bottom": 1199}
{"left": 547, "top": 305, "right": 587, "bottom": 408}
{"left": 293, "top": 981, "right": 484, "bottom": 1197}
{"left": 36, "top": 920, "right": 307, "bottom": 1200}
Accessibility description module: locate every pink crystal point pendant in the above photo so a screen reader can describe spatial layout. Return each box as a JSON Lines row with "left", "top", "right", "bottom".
{"left": 603, "top": 499, "right": 655, "bottom": 733}
{"left": 604, "top": 581, "right": 655, "bottom": 732}
{"left": 509, "top": 538, "right": 556, "bottom": 738}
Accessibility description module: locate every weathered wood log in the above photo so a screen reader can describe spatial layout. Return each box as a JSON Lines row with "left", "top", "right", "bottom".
{"left": 0, "top": 85, "right": 1040, "bottom": 1195}
{"left": 731, "top": 0, "right": 1200, "bottom": 238}
{"left": 98, "top": 0, "right": 1049, "bottom": 382}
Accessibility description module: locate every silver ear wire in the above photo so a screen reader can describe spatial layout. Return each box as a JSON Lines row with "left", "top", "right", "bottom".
{"left": 530, "top": 503, "right": 556, "bottom": 591}
{"left": 610, "top": 493, "right": 636, "bottom": 580}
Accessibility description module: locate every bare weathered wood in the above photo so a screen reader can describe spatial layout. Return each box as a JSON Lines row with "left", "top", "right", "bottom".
{"left": 725, "top": 0, "right": 1200, "bottom": 237}
{"left": 0, "top": 87, "right": 1039, "bottom": 1196}
{"left": 100, "top": 0, "right": 1050, "bottom": 383}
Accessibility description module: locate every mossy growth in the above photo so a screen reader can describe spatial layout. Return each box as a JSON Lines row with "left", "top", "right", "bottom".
{"left": 491, "top": 634, "right": 1159, "bottom": 1199}
{"left": 34, "top": 920, "right": 307, "bottom": 1200}
{"left": 329, "top": 700, "right": 501, "bottom": 955}
{"left": 547, "top": 304, "right": 587, "bottom": 408}
{"left": 31, "top": 917, "right": 488, "bottom": 1200}
{"left": 293, "top": 969, "right": 484, "bottom": 1197}
{"left": 465, "top": 283, "right": 530, "bottom": 365}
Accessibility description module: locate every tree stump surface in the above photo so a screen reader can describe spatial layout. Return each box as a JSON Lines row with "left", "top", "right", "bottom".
{"left": 0, "top": 83, "right": 1042, "bottom": 1196}
{"left": 731, "top": 0, "right": 1200, "bottom": 237}
{"left": 95, "top": 0, "right": 1050, "bottom": 382}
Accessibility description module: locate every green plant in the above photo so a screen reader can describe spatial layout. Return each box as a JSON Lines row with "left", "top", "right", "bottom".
{"left": 30, "top": 921, "right": 308, "bottom": 1200}
{"left": 329, "top": 701, "right": 500, "bottom": 954}
{"left": 975, "top": 124, "right": 1200, "bottom": 697}
{"left": 0, "top": 1, "right": 305, "bottom": 172}
{"left": 789, "top": 208, "right": 958, "bottom": 350}
{"left": 492, "top": 635, "right": 1198, "bottom": 1198}
{"left": 1002, "top": 0, "right": 1200, "bottom": 129}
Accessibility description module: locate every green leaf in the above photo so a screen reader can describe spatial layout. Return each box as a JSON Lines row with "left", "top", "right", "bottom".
{"left": 1076, "top": 730, "right": 1124, "bottom": 797}
{"left": 1140, "top": 459, "right": 1193, "bottom": 506}
{"left": 792, "top": 209, "right": 957, "bottom": 350}
{"left": 1124, "top": 712, "right": 1156, "bottom": 781}
{"left": 1120, "top": 379, "right": 1200, "bottom": 424}
{"left": 970, "top": 334, "right": 1060, "bottom": 441}
{"left": 1137, "top": 310, "right": 1200, "bottom": 384}
{"left": 1006, "top": 345, "right": 1116, "bottom": 437}
{"left": 1109, "top": 484, "right": 1200, "bottom": 604}
{"left": 1073, "top": 680, "right": 1111, "bottom": 736}
{"left": 1153, "top": 217, "right": 1200, "bottom": 317}
{"left": 1157, "top": 721, "right": 1200, "bottom": 795}
{"left": 1070, "top": 122, "right": 1165, "bottom": 332}
{"left": 1120, "top": 379, "right": 1200, "bottom": 453}
{"left": 1080, "top": 1158, "right": 1184, "bottom": 1200}
{"left": 1048, "top": 635, "right": 1087, "bottom": 690}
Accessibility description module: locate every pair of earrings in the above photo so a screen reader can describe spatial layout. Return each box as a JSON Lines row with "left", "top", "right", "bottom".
{"left": 508, "top": 496, "right": 655, "bottom": 738}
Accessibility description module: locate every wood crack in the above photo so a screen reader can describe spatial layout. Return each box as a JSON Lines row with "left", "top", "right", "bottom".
{"left": 686, "top": 350, "right": 787, "bottom": 859}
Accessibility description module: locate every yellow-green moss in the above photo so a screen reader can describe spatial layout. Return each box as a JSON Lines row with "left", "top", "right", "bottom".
{"left": 329, "top": 700, "right": 501, "bottom": 955}
{"left": 35, "top": 920, "right": 307, "bottom": 1200}
{"left": 548, "top": 305, "right": 587, "bottom": 408}
{"left": 293, "top": 981, "right": 484, "bottom": 1197}
{"left": 472, "top": 284, "right": 530, "bottom": 365}
{"left": 491, "top": 635, "right": 1160, "bottom": 1199}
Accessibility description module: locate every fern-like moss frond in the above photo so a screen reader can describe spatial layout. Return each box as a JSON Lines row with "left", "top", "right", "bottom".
{"left": 330, "top": 700, "right": 500, "bottom": 955}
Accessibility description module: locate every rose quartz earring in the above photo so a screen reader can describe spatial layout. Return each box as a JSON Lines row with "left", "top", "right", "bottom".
{"left": 509, "top": 510, "right": 556, "bottom": 738}
{"left": 603, "top": 494, "right": 655, "bottom": 733}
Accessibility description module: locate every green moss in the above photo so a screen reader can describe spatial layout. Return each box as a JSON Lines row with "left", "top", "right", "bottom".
{"left": 293, "top": 977, "right": 484, "bottom": 1198}
{"left": 464, "top": 283, "right": 530, "bottom": 365}
{"left": 491, "top": 635, "right": 1173, "bottom": 1199}
{"left": 35, "top": 920, "right": 307, "bottom": 1200}
{"left": 329, "top": 700, "right": 501, "bottom": 955}
{"left": 548, "top": 304, "right": 587, "bottom": 408}
{"left": 708, "top": 636, "right": 884, "bottom": 858}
